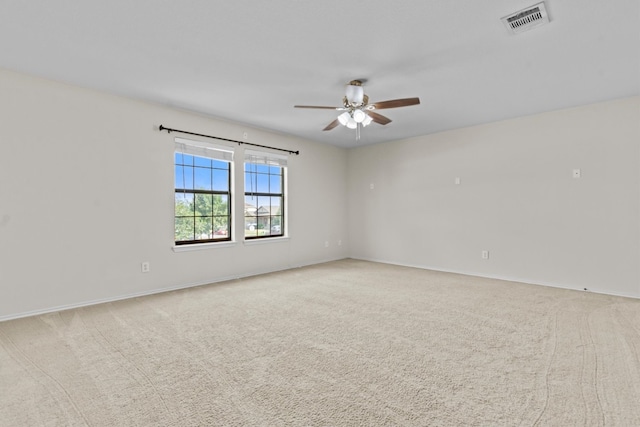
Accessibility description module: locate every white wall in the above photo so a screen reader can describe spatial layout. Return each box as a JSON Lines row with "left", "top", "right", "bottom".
{"left": 1, "top": 67, "right": 638, "bottom": 321}
{"left": 0, "top": 68, "right": 349, "bottom": 320}
{"left": 348, "top": 97, "right": 640, "bottom": 298}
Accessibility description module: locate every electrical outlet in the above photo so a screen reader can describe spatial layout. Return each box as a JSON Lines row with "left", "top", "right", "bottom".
{"left": 141, "top": 262, "right": 150, "bottom": 273}
{"left": 325, "top": 241, "right": 329, "bottom": 248}
{"left": 338, "top": 240, "right": 342, "bottom": 246}
{"left": 573, "top": 169, "right": 581, "bottom": 178}
{"left": 481, "top": 251, "right": 489, "bottom": 260}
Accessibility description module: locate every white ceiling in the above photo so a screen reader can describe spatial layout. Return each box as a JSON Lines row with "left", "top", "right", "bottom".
{"left": 1, "top": 1, "right": 638, "bottom": 148}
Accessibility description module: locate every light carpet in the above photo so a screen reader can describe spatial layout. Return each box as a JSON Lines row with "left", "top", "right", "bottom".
{"left": 1, "top": 259, "right": 639, "bottom": 426}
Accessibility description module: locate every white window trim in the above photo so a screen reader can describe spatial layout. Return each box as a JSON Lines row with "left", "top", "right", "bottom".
{"left": 243, "top": 236, "right": 290, "bottom": 246}
{"left": 172, "top": 241, "right": 237, "bottom": 252}
{"left": 175, "top": 137, "right": 234, "bottom": 161}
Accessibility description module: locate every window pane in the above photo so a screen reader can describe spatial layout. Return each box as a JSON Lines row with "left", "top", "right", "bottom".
{"left": 256, "top": 164, "right": 269, "bottom": 174}
{"left": 177, "top": 166, "right": 194, "bottom": 189}
{"left": 245, "top": 195, "right": 257, "bottom": 210}
{"left": 214, "top": 195, "right": 229, "bottom": 213}
{"left": 270, "top": 197, "right": 282, "bottom": 214}
{"left": 213, "top": 169, "right": 229, "bottom": 191}
{"left": 182, "top": 155, "right": 194, "bottom": 166}
{"left": 269, "top": 166, "right": 281, "bottom": 175}
{"left": 194, "top": 167, "right": 212, "bottom": 191}
{"left": 175, "top": 217, "right": 195, "bottom": 242}
{"left": 269, "top": 217, "right": 282, "bottom": 235}
{"left": 175, "top": 193, "right": 194, "bottom": 215}
{"left": 213, "top": 217, "right": 229, "bottom": 239}
{"left": 256, "top": 173, "right": 269, "bottom": 193}
{"left": 213, "top": 160, "right": 228, "bottom": 170}
{"left": 182, "top": 167, "right": 195, "bottom": 189}
{"left": 195, "top": 216, "right": 213, "bottom": 239}
{"left": 270, "top": 215, "right": 282, "bottom": 226}
{"left": 269, "top": 175, "right": 281, "bottom": 193}
{"left": 255, "top": 196, "right": 268, "bottom": 213}
{"left": 175, "top": 165, "right": 185, "bottom": 189}
{"left": 256, "top": 197, "right": 269, "bottom": 234}
{"left": 245, "top": 171, "right": 255, "bottom": 193}
{"left": 244, "top": 217, "right": 258, "bottom": 238}
{"left": 195, "top": 194, "right": 213, "bottom": 216}
{"left": 194, "top": 156, "right": 212, "bottom": 167}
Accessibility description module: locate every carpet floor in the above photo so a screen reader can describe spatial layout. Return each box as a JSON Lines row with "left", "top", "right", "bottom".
{"left": 1, "top": 259, "right": 639, "bottom": 426}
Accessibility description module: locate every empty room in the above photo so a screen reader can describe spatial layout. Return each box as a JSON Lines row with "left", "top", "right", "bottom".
{"left": 1, "top": 1, "right": 639, "bottom": 426}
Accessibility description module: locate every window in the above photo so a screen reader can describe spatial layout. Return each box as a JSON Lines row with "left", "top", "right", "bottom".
{"left": 174, "top": 139, "right": 233, "bottom": 245}
{"left": 244, "top": 150, "right": 286, "bottom": 239}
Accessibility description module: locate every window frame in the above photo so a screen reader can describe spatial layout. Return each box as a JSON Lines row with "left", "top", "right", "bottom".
{"left": 244, "top": 150, "right": 287, "bottom": 240}
{"left": 174, "top": 138, "right": 233, "bottom": 246}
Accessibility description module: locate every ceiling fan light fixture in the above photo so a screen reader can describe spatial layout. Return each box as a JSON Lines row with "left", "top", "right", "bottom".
{"left": 362, "top": 114, "right": 373, "bottom": 127}
{"left": 346, "top": 117, "right": 357, "bottom": 129}
{"left": 352, "top": 109, "right": 367, "bottom": 123}
{"left": 337, "top": 111, "right": 351, "bottom": 126}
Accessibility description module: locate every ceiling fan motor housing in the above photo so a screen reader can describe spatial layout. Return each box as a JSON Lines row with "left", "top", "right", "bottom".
{"left": 345, "top": 81, "right": 365, "bottom": 105}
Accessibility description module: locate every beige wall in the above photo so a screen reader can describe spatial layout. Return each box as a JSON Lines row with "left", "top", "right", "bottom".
{"left": 348, "top": 97, "right": 640, "bottom": 298}
{"left": 0, "top": 68, "right": 349, "bottom": 320}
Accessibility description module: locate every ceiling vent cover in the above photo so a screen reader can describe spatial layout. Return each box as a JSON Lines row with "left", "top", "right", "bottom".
{"left": 502, "top": 2, "right": 549, "bottom": 34}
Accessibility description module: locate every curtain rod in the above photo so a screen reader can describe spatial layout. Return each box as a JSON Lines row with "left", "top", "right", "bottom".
{"left": 158, "top": 125, "right": 300, "bottom": 155}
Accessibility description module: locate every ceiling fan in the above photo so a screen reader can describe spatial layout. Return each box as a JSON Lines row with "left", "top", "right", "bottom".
{"left": 294, "top": 80, "right": 420, "bottom": 139}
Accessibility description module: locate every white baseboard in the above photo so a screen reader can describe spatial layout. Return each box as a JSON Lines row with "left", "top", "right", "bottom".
{"left": 6, "top": 255, "right": 633, "bottom": 322}
{"left": 349, "top": 256, "right": 640, "bottom": 300}
{"left": 0, "top": 256, "right": 347, "bottom": 323}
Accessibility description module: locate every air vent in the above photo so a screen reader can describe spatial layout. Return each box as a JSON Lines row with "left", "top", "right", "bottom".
{"left": 501, "top": 2, "right": 549, "bottom": 34}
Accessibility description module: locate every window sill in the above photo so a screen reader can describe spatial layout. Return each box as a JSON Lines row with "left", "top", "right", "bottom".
{"left": 172, "top": 241, "right": 237, "bottom": 252}
{"left": 243, "top": 236, "right": 290, "bottom": 246}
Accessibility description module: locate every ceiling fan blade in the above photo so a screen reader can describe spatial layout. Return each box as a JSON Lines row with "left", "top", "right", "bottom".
{"left": 294, "top": 105, "right": 340, "bottom": 110}
{"left": 368, "top": 111, "right": 392, "bottom": 125}
{"left": 323, "top": 119, "right": 340, "bottom": 131}
{"left": 369, "top": 97, "right": 420, "bottom": 110}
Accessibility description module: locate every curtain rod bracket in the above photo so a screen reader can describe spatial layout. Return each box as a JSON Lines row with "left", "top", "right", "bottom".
{"left": 158, "top": 124, "right": 299, "bottom": 155}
